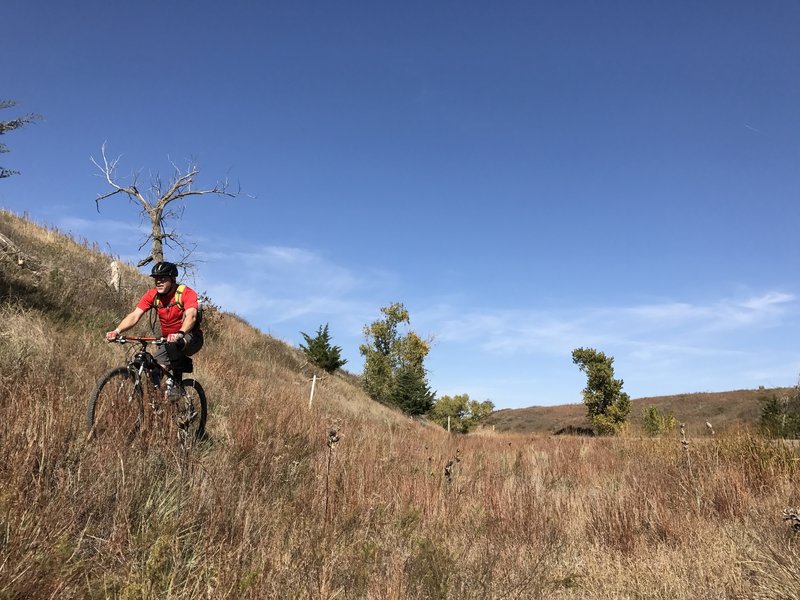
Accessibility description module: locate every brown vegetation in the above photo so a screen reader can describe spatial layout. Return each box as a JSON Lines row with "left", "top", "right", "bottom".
{"left": 2, "top": 209, "right": 800, "bottom": 598}
{"left": 485, "top": 388, "right": 791, "bottom": 437}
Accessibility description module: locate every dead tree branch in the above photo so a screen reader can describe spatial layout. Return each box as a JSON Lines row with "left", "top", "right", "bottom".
{"left": 92, "top": 143, "right": 241, "bottom": 266}
{"left": 0, "top": 232, "right": 41, "bottom": 273}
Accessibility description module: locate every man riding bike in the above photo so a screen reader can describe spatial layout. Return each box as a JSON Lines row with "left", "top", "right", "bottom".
{"left": 106, "top": 261, "right": 203, "bottom": 392}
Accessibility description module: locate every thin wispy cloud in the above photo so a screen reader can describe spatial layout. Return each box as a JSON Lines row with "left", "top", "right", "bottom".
{"left": 423, "top": 291, "right": 797, "bottom": 359}
{"left": 51, "top": 215, "right": 153, "bottom": 264}
{"left": 624, "top": 292, "right": 794, "bottom": 331}
{"left": 194, "top": 241, "right": 399, "bottom": 336}
{"left": 738, "top": 291, "right": 793, "bottom": 311}
{"left": 57, "top": 216, "right": 146, "bottom": 236}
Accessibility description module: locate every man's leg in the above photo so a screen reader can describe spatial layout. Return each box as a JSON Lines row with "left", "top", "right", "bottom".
{"left": 164, "top": 332, "right": 204, "bottom": 373}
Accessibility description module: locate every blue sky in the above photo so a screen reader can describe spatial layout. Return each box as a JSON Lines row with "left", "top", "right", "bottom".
{"left": 3, "top": 1, "right": 800, "bottom": 408}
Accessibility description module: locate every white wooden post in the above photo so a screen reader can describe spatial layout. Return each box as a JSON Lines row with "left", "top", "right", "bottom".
{"left": 447, "top": 416, "right": 451, "bottom": 433}
{"left": 308, "top": 374, "right": 317, "bottom": 408}
{"left": 109, "top": 260, "right": 121, "bottom": 292}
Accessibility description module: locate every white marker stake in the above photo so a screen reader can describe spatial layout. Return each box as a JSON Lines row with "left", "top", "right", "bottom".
{"left": 309, "top": 374, "right": 317, "bottom": 408}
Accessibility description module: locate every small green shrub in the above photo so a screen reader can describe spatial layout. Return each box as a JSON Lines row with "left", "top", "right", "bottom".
{"left": 642, "top": 405, "right": 677, "bottom": 436}
{"left": 759, "top": 392, "right": 800, "bottom": 438}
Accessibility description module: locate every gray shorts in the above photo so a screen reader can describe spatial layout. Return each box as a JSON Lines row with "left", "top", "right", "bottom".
{"left": 154, "top": 331, "right": 203, "bottom": 373}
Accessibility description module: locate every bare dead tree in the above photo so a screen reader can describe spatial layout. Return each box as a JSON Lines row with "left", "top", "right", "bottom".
{"left": 92, "top": 143, "right": 241, "bottom": 267}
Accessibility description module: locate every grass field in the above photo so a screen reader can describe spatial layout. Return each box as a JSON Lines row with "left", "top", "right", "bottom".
{"left": 2, "top": 210, "right": 800, "bottom": 599}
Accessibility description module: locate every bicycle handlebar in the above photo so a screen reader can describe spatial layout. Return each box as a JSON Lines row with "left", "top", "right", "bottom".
{"left": 114, "top": 335, "right": 166, "bottom": 345}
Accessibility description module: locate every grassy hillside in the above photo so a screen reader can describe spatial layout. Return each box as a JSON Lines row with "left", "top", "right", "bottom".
{"left": 2, "top": 209, "right": 800, "bottom": 599}
{"left": 485, "top": 388, "right": 793, "bottom": 436}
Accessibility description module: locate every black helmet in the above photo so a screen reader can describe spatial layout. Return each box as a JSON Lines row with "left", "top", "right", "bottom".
{"left": 150, "top": 261, "right": 179, "bottom": 279}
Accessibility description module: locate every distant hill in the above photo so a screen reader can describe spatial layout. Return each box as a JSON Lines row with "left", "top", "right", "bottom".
{"left": 483, "top": 387, "right": 794, "bottom": 437}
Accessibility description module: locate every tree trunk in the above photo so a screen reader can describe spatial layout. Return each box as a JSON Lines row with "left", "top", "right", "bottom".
{"left": 150, "top": 209, "right": 164, "bottom": 263}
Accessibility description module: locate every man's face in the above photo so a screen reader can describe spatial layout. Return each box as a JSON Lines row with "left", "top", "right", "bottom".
{"left": 153, "top": 275, "right": 175, "bottom": 295}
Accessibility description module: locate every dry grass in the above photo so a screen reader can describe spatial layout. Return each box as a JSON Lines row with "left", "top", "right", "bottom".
{"left": 2, "top": 209, "right": 800, "bottom": 598}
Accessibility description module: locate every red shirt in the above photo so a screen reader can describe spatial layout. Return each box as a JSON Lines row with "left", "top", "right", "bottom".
{"left": 137, "top": 284, "right": 199, "bottom": 335}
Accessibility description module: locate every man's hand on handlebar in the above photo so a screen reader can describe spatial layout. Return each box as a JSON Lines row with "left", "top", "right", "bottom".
{"left": 106, "top": 330, "right": 120, "bottom": 342}
{"left": 166, "top": 332, "right": 185, "bottom": 344}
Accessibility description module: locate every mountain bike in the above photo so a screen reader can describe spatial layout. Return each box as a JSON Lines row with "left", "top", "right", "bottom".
{"left": 87, "top": 336, "right": 207, "bottom": 447}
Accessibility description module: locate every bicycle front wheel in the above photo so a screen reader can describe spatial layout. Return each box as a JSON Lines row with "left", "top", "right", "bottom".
{"left": 87, "top": 367, "right": 144, "bottom": 442}
{"left": 178, "top": 378, "right": 208, "bottom": 443}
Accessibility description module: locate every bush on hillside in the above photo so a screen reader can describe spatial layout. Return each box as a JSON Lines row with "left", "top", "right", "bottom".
{"left": 759, "top": 391, "right": 800, "bottom": 439}
{"left": 429, "top": 394, "right": 494, "bottom": 433}
{"left": 299, "top": 323, "right": 347, "bottom": 373}
{"left": 642, "top": 405, "right": 677, "bottom": 436}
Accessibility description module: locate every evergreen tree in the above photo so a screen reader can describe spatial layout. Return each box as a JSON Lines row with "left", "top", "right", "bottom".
{"left": 571, "top": 347, "right": 631, "bottom": 435}
{"left": 299, "top": 323, "right": 347, "bottom": 373}
{"left": 1, "top": 100, "right": 41, "bottom": 179}
{"left": 391, "top": 366, "right": 435, "bottom": 416}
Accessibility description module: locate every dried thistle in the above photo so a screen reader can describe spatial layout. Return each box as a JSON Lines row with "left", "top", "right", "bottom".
{"left": 783, "top": 508, "right": 800, "bottom": 531}
{"left": 327, "top": 429, "right": 340, "bottom": 449}
{"left": 443, "top": 460, "right": 456, "bottom": 485}
{"left": 444, "top": 450, "right": 462, "bottom": 486}
{"left": 680, "top": 423, "right": 692, "bottom": 477}
{"left": 325, "top": 428, "right": 340, "bottom": 522}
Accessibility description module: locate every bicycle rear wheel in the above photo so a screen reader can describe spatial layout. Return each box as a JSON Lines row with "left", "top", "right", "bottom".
{"left": 177, "top": 378, "right": 208, "bottom": 443}
{"left": 87, "top": 367, "right": 144, "bottom": 442}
